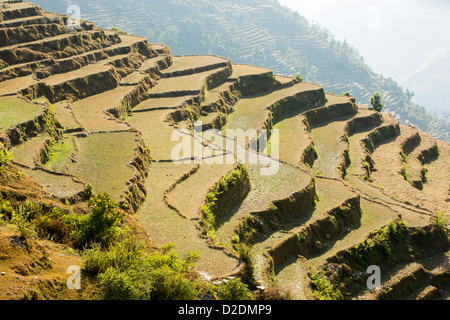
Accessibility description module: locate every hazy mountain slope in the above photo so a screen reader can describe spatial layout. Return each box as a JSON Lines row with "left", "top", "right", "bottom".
{"left": 279, "top": 0, "right": 450, "bottom": 119}
{"left": 28, "top": 0, "right": 450, "bottom": 142}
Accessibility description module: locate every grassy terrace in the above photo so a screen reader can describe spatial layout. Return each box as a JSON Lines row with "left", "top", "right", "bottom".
{"left": 20, "top": 166, "right": 86, "bottom": 199}
{"left": 222, "top": 82, "right": 322, "bottom": 134}
{"left": 345, "top": 109, "right": 386, "bottom": 177}
{"left": 369, "top": 126, "right": 427, "bottom": 205}
{"left": 308, "top": 95, "right": 358, "bottom": 177}
{"left": 137, "top": 54, "right": 171, "bottom": 72}
{"left": 310, "top": 117, "right": 351, "bottom": 178}
{"left": 404, "top": 132, "right": 439, "bottom": 188}
{"left": 199, "top": 63, "right": 276, "bottom": 113}
{"left": 265, "top": 111, "right": 311, "bottom": 168}
{"left": 66, "top": 131, "right": 138, "bottom": 201}
{"left": 71, "top": 86, "right": 134, "bottom": 133}
{"left": 254, "top": 178, "right": 359, "bottom": 296}
{"left": 201, "top": 81, "right": 236, "bottom": 108}
{"left": 148, "top": 66, "right": 230, "bottom": 96}
{"left": 0, "top": 34, "right": 146, "bottom": 83}
{"left": 228, "top": 63, "right": 272, "bottom": 80}
{"left": 131, "top": 95, "right": 197, "bottom": 113}
{"left": 262, "top": 92, "right": 351, "bottom": 170}
{"left": 214, "top": 155, "right": 314, "bottom": 250}
{"left": 136, "top": 161, "right": 241, "bottom": 278}
{"left": 52, "top": 100, "right": 83, "bottom": 133}
{"left": 0, "top": 75, "right": 36, "bottom": 96}
{"left": 10, "top": 133, "right": 49, "bottom": 168}
{"left": 127, "top": 96, "right": 205, "bottom": 161}
{"left": 0, "top": 31, "right": 117, "bottom": 65}
{"left": 43, "top": 134, "right": 76, "bottom": 172}
{"left": 42, "top": 63, "right": 113, "bottom": 87}
{"left": 8, "top": 130, "right": 86, "bottom": 199}
{"left": 161, "top": 55, "right": 229, "bottom": 77}
{"left": 421, "top": 140, "right": 450, "bottom": 212}
{"left": 166, "top": 156, "right": 237, "bottom": 220}
{"left": 0, "top": 96, "right": 44, "bottom": 131}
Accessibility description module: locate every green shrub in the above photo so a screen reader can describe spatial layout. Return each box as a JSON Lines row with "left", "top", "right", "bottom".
{"left": 231, "top": 234, "right": 240, "bottom": 244}
{"left": 68, "top": 194, "right": 125, "bottom": 248}
{"left": 93, "top": 241, "right": 201, "bottom": 300}
{"left": 0, "top": 144, "right": 14, "bottom": 174}
{"left": 99, "top": 267, "right": 139, "bottom": 300}
{"left": 400, "top": 166, "right": 409, "bottom": 181}
{"left": 83, "top": 238, "right": 147, "bottom": 275}
{"left": 370, "top": 92, "right": 384, "bottom": 112}
{"left": 345, "top": 220, "right": 409, "bottom": 265}
{"left": 432, "top": 212, "right": 448, "bottom": 240}
{"left": 310, "top": 270, "right": 343, "bottom": 300}
{"left": 9, "top": 201, "right": 48, "bottom": 248}
{"left": 111, "top": 27, "right": 128, "bottom": 35}
{"left": 215, "top": 278, "right": 254, "bottom": 300}
{"left": 11, "top": 213, "right": 38, "bottom": 248}
{"left": 201, "top": 165, "right": 249, "bottom": 238}
{"left": 234, "top": 243, "right": 256, "bottom": 285}
{"left": 295, "top": 74, "right": 304, "bottom": 82}
{"left": 35, "top": 207, "right": 71, "bottom": 243}
{"left": 132, "top": 264, "right": 198, "bottom": 300}
{"left": 420, "top": 167, "right": 428, "bottom": 182}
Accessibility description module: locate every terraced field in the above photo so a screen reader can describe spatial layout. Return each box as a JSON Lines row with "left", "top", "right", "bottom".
{"left": 0, "top": 2, "right": 449, "bottom": 300}
{"left": 30, "top": 0, "right": 450, "bottom": 143}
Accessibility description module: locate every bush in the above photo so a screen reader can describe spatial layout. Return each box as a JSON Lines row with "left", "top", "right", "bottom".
{"left": 345, "top": 219, "right": 409, "bottom": 265}
{"left": 215, "top": 278, "right": 254, "bottom": 300}
{"left": 295, "top": 74, "right": 304, "bottom": 82}
{"left": 111, "top": 27, "right": 128, "bottom": 35}
{"left": 35, "top": 207, "right": 71, "bottom": 243}
{"left": 83, "top": 238, "right": 146, "bottom": 275}
{"left": 370, "top": 92, "right": 384, "bottom": 112}
{"left": 0, "top": 144, "right": 14, "bottom": 174}
{"left": 99, "top": 268, "right": 139, "bottom": 300}
{"left": 310, "top": 269, "right": 343, "bottom": 300}
{"left": 432, "top": 212, "right": 448, "bottom": 240}
{"left": 86, "top": 240, "right": 201, "bottom": 300}
{"left": 234, "top": 243, "right": 255, "bottom": 285}
{"left": 68, "top": 194, "right": 125, "bottom": 248}
{"left": 201, "top": 165, "right": 249, "bottom": 238}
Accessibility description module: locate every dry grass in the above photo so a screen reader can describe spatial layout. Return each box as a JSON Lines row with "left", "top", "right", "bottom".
{"left": 66, "top": 132, "right": 137, "bottom": 201}
{"left": 0, "top": 96, "right": 43, "bottom": 132}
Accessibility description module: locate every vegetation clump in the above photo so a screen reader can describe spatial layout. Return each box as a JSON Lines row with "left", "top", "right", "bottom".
{"left": 0, "top": 144, "right": 14, "bottom": 174}
{"left": 309, "top": 216, "right": 449, "bottom": 300}
{"left": 67, "top": 193, "right": 125, "bottom": 248}
{"left": 370, "top": 92, "right": 384, "bottom": 112}
{"left": 201, "top": 165, "right": 249, "bottom": 239}
{"left": 85, "top": 241, "right": 201, "bottom": 300}
{"left": 215, "top": 277, "right": 254, "bottom": 300}
{"left": 111, "top": 26, "right": 127, "bottom": 35}
{"left": 344, "top": 219, "right": 409, "bottom": 266}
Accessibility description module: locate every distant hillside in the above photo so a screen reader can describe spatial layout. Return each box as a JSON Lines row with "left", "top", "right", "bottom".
{"left": 27, "top": 0, "right": 450, "bottom": 142}
{"left": 281, "top": 0, "right": 450, "bottom": 121}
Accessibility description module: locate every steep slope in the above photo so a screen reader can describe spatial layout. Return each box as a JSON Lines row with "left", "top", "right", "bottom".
{"left": 0, "top": 2, "right": 448, "bottom": 300}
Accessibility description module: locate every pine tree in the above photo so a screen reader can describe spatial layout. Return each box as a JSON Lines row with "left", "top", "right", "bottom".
{"left": 371, "top": 92, "right": 384, "bottom": 112}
